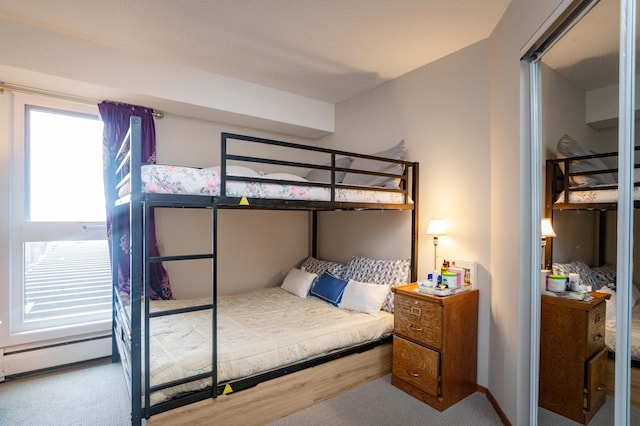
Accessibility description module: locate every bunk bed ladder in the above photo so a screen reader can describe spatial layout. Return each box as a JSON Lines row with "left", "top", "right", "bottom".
{"left": 141, "top": 198, "right": 217, "bottom": 419}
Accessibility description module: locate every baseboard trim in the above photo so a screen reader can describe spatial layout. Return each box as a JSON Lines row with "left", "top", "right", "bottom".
{"left": 2, "top": 335, "right": 111, "bottom": 379}
{"left": 476, "top": 384, "right": 511, "bottom": 426}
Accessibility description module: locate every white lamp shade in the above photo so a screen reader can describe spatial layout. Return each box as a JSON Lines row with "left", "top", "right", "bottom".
{"left": 427, "top": 219, "right": 446, "bottom": 236}
{"left": 541, "top": 218, "right": 556, "bottom": 238}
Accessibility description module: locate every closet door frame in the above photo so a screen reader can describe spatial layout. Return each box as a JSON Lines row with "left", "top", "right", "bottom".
{"left": 524, "top": 0, "right": 636, "bottom": 423}
{"left": 614, "top": 1, "right": 635, "bottom": 423}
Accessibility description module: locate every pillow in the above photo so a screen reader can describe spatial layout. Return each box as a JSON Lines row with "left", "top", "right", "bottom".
{"left": 556, "top": 135, "right": 616, "bottom": 187}
{"left": 204, "top": 165, "right": 260, "bottom": 177}
{"left": 262, "top": 173, "right": 309, "bottom": 182}
{"left": 591, "top": 264, "right": 617, "bottom": 289}
{"left": 593, "top": 149, "right": 640, "bottom": 182}
{"left": 552, "top": 260, "right": 600, "bottom": 290}
{"left": 300, "top": 256, "right": 346, "bottom": 277}
{"left": 309, "top": 271, "right": 349, "bottom": 306}
{"left": 280, "top": 267, "right": 317, "bottom": 298}
{"left": 339, "top": 279, "right": 390, "bottom": 316}
{"left": 342, "top": 140, "right": 407, "bottom": 188}
{"left": 342, "top": 256, "right": 411, "bottom": 313}
{"left": 305, "top": 157, "right": 353, "bottom": 183}
{"left": 597, "top": 153, "right": 619, "bottom": 181}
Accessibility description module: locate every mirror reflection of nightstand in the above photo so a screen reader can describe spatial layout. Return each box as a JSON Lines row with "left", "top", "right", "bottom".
{"left": 539, "top": 294, "right": 608, "bottom": 424}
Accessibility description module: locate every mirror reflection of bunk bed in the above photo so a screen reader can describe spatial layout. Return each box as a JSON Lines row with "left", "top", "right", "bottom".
{"left": 111, "top": 116, "right": 419, "bottom": 424}
{"left": 545, "top": 142, "right": 640, "bottom": 407}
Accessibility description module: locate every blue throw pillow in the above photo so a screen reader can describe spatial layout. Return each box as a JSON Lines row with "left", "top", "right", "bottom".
{"left": 309, "top": 271, "right": 348, "bottom": 306}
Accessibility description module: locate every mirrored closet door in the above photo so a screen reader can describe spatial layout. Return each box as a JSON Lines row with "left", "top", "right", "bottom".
{"left": 525, "top": 0, "right": 638, "bottom": 423}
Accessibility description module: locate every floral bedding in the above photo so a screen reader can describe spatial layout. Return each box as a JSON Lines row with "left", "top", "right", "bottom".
{"left": 129, "top": 164, "right": 409, "bottom": 204}
{"left": 145, "top": 287, "right": 393, "bottom": 406}
{"left": 555, "top": 186, "right": 640, "bottom": 204}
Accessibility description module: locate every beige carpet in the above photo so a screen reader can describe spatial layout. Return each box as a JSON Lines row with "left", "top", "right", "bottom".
{"left": 0, "top": 357, "right": 638, "bottom": 425}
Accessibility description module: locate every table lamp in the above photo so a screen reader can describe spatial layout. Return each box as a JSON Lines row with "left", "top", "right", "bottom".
{"left": 427, "top": 219, "right": 446, "bottom": 271}
{"left": 541, "top": 218, "right": 556, "bottom": 269}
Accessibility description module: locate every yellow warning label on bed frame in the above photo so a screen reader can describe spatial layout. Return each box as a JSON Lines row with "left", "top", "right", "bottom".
{"left": 239, "top": 197, "right": 249, "bottom": 205}
{"left": 223, "top": 384, "right": 233, "bottom": 395}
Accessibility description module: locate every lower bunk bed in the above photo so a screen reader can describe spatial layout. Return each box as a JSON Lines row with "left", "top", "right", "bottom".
{"left": 112, "top": 117, "right": 419, "bottom": 424}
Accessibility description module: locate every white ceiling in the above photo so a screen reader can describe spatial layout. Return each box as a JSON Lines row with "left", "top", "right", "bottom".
{"left": 0, "top": 0, "right": 511, "bottom": 104}
{"left": 542, "top": 0, "right": 622, "bottom": 91}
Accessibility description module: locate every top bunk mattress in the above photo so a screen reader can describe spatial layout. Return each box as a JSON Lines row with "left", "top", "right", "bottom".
{"left": 132, "top": 164, "right": 410, "bottom": 204}
{"left": 555, "top": 186, "right": 640, "bottom": 204}
{"left": 147, "top": 287, "right": 394, "bottom": 406}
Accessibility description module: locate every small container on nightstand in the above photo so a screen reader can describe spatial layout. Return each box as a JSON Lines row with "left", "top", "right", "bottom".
{"left": 391, "top": 283, "right": 479, "bottom": 411}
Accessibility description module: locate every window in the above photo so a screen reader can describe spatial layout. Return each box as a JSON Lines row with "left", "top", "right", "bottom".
{"left": 8, "top": 93, "right": 110, "bottom": 343}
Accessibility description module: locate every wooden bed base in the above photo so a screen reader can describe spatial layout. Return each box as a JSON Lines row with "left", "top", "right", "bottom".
{"left": 606, "top": 359, "right": 640, "bottom": 408}
{"left": 148, "top": 342, "right": 392, "bottom": 425}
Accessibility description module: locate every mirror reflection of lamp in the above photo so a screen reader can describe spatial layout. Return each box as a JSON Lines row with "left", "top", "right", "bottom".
{"left": 540, "top": 218, "right": 557, "bottom": 270}
{"left": 427, "top": 219, "right": 446, "bottom": 271}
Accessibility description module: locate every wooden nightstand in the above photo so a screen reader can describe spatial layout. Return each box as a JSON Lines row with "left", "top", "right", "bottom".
{"left": 539, "top": 294, "right": 608, "bottom": 424}
{"left": 391, "top": 284, "right": 479, "bottom": 411}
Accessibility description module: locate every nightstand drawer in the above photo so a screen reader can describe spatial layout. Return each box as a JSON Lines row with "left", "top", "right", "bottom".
{"left": 585, "top": 347, "right": 607, "bottom": 412}
{"left": 392, "top": 336, "right": 440, "bottom": 397}
{"left": 394, "top": 293, "right": 442, "bottom": 349}
{"left": 586, "top": 302, "right": 606, "bottom": 357}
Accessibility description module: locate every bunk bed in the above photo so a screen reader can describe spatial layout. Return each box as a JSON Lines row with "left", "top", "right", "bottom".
{"left": 545, "top": 137, "right": 640, "bottom": 406}
{"left": 111, "top": 116, "right": 419, "bottom": 425}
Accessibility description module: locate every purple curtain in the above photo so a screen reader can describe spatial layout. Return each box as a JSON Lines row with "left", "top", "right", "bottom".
{"left": 99, "top": 101, "right": 172, "bottom": 300}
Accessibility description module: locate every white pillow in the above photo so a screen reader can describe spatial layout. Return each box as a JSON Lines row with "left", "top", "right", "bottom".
{"left": 556, "top": 135, "right": 616, "bottom": 187}
{"left": 338, "top": 279, "right": 390, "bottom": 316}
{"left": 263, "top": 173, "right": 308, "bottom": 182}
{"left": 281, "top": 268, "right": 317, "bottom": 298}
{"left": 305, "top": 157, "right": 353, "bottom": 183}
{"left": 204, "top": 165, "right": 260, "bottom": 177}
{"left": 342, "top": 140, "right": 407, "bottom": 188}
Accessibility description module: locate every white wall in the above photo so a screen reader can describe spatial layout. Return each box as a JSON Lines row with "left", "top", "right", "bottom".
{"left": 488, "top": 0, "right": 566, "bottom": 423}
{"left": 318, "top": 41, "right": 493, "bottom": 390}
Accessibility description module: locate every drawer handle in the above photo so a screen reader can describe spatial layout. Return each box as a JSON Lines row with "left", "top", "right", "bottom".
{"left": 407, "top": 370, "right": 421, "bottom": 378}
{"left": 593, "top": 333, "right": 603, "bottom": 342}
{"left": 409, "top": 324, "right": 423, "bottom": 332}
{"left": 596, "top": 384, "right": 605, "bottom": 391}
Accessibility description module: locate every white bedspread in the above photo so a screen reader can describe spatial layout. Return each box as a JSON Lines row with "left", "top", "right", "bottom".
{"left": 146, "top": 287, "right": 393, "bottom": 406}
{"left": 605, "top": 301, "right": 640, "bottom": 361}
{"left": 135, "top": 164, "right": 409, "bottom": 204}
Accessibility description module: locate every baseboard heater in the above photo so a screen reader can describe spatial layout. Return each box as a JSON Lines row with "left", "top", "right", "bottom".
{"left": 0, "top": 334, "right": 111, "bottom": 381}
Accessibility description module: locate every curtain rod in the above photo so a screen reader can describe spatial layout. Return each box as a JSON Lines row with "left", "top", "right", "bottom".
{"left": 0, "top": 82, "right": 164, "bottom": 119}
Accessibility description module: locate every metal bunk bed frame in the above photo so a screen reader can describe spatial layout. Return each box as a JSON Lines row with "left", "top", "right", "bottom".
{"left": 111, "top": 116, "right": 419, "bottom": 424}
{"left": 545, "top": 152, "right": 640, "bottom": 265}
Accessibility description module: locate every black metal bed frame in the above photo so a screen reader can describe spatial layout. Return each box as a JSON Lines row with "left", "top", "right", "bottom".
{"left": 546, "top": 149, "right": 640, "bottom": 212}
{"left": 111, "top": 116, "right": 419, "bottom": 425}
{"left": 545, "top": 150, "right": 640, "bottom": 265}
